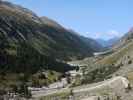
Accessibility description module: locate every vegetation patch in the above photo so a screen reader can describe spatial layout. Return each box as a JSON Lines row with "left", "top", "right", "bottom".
{"left": 97, "top": 42, "right": 133, "bottom": 65}
{"left": 80, "top": 64, "right": 119, "bottom": 85}
{"left": 39, "top": 90, "right": 71, "bottom": 100}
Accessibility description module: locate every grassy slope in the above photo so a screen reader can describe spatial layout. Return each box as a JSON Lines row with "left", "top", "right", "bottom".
{"left": 0, "top": 2, "right": 77, "bottom": 90}
{"left": 97, "top": 41, "right": 133, "bottom": 65}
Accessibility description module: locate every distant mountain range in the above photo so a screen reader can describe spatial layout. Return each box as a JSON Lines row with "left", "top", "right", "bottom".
{"left": 96, "top": 37, "right": 119, "bottom": 48}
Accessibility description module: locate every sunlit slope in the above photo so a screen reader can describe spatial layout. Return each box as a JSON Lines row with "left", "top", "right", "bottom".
{"left": 97, "top": 41, "right": 133, "bottom": 65}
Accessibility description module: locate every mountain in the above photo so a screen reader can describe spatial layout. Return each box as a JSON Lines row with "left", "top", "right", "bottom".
{"left": 97, "top": 28, "right": 133, "bottom": 77}
{"left": 0, "top": 1, "right": 77, "bottom": 90}
{"left": 0, "top": 2, "right": 103, "bottom": 63}
{"left": 40, "top": 16, "right": 63, "bottom": 29}
{"left": 113, "top": 28, "right": 133, "bottom": 50}
{"left": 0, "top": 1, "right": 103, "bottom": 74}
{"left": 79, "top": 36, "right": 103, "bottom": 52}
{"left": 0, "top": 1, "right": 74, "bottom": 73}
{"left": 40, "top": 17, "right": 103, "bottom": 60}
{"left": 67, "top": 29, "right": 103, "bottom": 52}
{"left": 69, "top": 29, "right": 133, "bottom": 89}
{"left": 96, "top": 37, "right": 119, "bottom": 48}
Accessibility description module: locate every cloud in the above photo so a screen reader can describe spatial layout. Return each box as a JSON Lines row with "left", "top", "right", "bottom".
{"left": 107, "top": 30, "right": 120, "bottom": 37}
{"left": 86, "top": 30, "right": 121, "bottom": 40}
{"left": 85, "top": 32, "right": 102, "bottom": 39}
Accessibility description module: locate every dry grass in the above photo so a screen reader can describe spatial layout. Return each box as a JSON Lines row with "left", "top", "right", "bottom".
{"left": 39, "top": 89, "right": 71, "bottom": 100}
{"left": 97, "top": 42, "right": 133, "bottom": 65}
{"left": 127, "top": 72, "right": 133, "bottom": 84}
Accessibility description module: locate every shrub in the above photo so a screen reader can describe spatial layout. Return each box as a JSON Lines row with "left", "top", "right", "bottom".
{"left": 128, "top": 60, "right": 132, "bottom": 64}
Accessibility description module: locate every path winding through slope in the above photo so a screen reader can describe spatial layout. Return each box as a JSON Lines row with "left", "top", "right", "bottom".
{"left": 32, "top": 76, "right": 129, "bottom": 98}
{"left": 73, "top": 76, "right": 129, "bottom": 93}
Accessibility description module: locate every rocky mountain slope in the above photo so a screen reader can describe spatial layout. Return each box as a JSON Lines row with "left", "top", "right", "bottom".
{"left": 0, "top": 0, "right": 103, "bottom": 74}
{"left": 0, "top": 1, "right": 104, "bottom": 91}
{"left": 0, "top": 2, "right": 100, "bottom": 60}
{"left": 0, "top": 1, "right": 74, "bottom": 74}
{"left": 98, "top": 28, "right": 133, "bottom": 63}
{"left": 96, "top": 28, "right": 133, "bottom": 79}
{"left": 67, "top": 28, "right": 133, "bottom": 87}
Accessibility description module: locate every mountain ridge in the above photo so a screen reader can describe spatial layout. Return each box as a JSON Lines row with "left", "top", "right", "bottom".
{"left": 0, "top": 1, "right": 103, "bottom": 74}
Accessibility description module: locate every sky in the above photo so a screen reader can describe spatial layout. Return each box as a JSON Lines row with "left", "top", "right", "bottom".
{"left": 6, "top": 0, "right": 133, "bottom": 40}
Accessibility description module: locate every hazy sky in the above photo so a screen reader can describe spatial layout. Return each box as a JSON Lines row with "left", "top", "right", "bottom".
{"left": 7, "top": 0, "right": 133, "bottom": 40}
